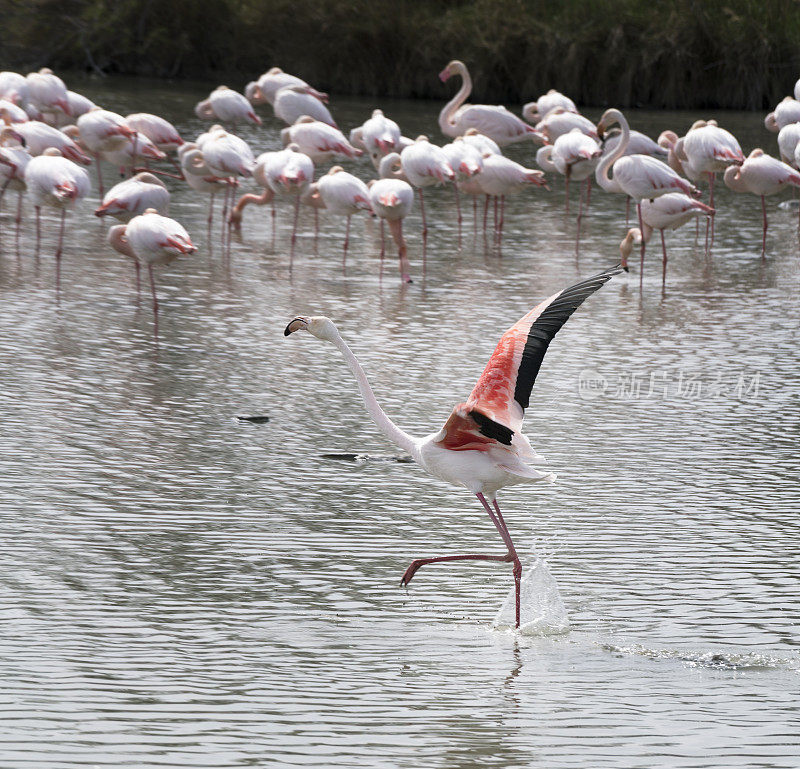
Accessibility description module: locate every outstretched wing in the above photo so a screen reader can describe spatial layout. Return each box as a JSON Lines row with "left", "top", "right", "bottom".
{"left": 436, "top": 265, "right": 621, "bottom": 451}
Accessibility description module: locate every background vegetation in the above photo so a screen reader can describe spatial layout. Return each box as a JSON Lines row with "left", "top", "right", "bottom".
{"left": 2, "top": 0, "right": 800, "bottom": 109}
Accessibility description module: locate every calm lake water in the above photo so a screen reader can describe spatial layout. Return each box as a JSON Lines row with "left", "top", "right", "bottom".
{"left": 0, "top": 75, "right": 798, "bottom": 768}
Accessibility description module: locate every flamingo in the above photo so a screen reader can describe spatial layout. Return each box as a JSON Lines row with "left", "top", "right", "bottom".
{"left": 125, "top": 113, "right": 184, "bottom": 152}
{"left": 179, "top": 142, "right": 233, "bottom": 235}
{"left": 438, "top": 60, "right": 544, "bottom": 147}
{"left": 535, "top": 108, "right": 598, "bottom": 144}
{"left": 0, "top": 99, "right": 29, "bottom": 123}
{"left": 777, "top": 123, "right": 800, "bottom": 167}
{"left": 536, "top": 128, "right": 601, "bottom": 215}
{"left": 195, "top": 86, "right": 261, "bottom": 129}
{"left": 477, "top": 153, "right": 547, "bottom": 244}
{"left": 0, "top": 71, "right": 29, "bottom": 106}
{"left": 115, "top": 210, "right": 196, "bottom": 330}
{"left": 601, "top": 128, "right": 667, "bottom": 159}
{"left": 280, "top": 117, "right": 362, "bottom": 163}
{"left": 620, "top": 194, "right": 714, "bottom": 285}
{"left": 312, "top": 166, "right": 371, "bottom": 257}
{"left": 95, "top": 172, "right": 170, "bottom": 221}
{"left": 14, "top": 121, "right": 90, "bottom": 165}
{"left": 283, "top": 265, "right": 621, "bottom": 628}
{"left": 101, "top": 133, "right": 166, "bottom": 175}
{"left": 25, "top": 69, "right": 70, "bottom": 120}
{"left": 764, "top": 97, "right": 800, "bottom": 133}
{"left": 400, "top": 136, "right": 454, "bottom": 245}
{"left": 350, "top": 109, "right": 402, "bottom": 162}
{"left": 723, "top": 149, "right": 800, "bottom": 258}
{"left": 674, "top": 119, "right": 743, "bottom": 249}
{"left": 460, "top": 128, "right": 501, "bottom": 157}
{"left": 76, "top": 108, "right": 137, "bottom": 196}
{"left": 273, "top": 85, "right": 336, "bottom": 127}
{"left": 369, "top": 155, "right": 414, "bottom": 282}
{"left": 442, "top": 138, "right": 484, "bottom": 238}
{"left": 595, "top": 109, "right": 699, "bottom": 275}
{"left": 24, "top": 148, "right": 90, "bottom": 286}
{"left": 522, "top": 90, "right": 577, "bottom": 123}
{"left": 261, "top": 144, "right": 315, "bottom": 252}
{"left": 246, "top": 68, "right": 327, "bottom": 106}
{"left": 0, "top": 127, "right": 30, "bottom": 251}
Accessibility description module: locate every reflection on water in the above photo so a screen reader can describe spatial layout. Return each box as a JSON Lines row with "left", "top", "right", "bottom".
{"left": 1, "top": 75, "right": 799, "bottom": 768}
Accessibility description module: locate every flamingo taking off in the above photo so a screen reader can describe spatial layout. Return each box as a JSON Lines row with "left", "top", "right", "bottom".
{"left": 283, "top": 265, "right": 622, "bottom": 628}
{"left": 723, "top": 148, "right": 800, "bottom": 258}
{"left": 438, "top": 60, "right": 544, "bottom": 147}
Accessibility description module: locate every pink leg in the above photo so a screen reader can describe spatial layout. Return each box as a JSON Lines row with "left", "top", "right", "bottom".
{"left": 419, "top": 188, "right": 427, "bottom": 237}
{"left": 379, "top": 219, "right": 385, "bottom": 281}
{"left": 343, "top": 214, "right": 350, "bottom": 267}
{"left": 637, "top": 202, "right": 646, "bottom": 287}
{"left": 207, "top": 193, "right": 214, "bottom": 239}
{"left": 473, "top": 195, "right": 478, "bottom": 235}
{"left": 34, "top": 206, "right": 41, "bottom": 258}
{"left": 626, "top": 196, "right": 630, "bottom": 227}
{"left": 388, "top": 218, "right": 411, "bottom": 283}
{"left": 15, "top": 189, "right": 22, "bottom": 258}
{"left": 586, "top": 177, "right": 592, "bottom": 206}
{"left": 487, "top": 496, "right": 522, "bottom": 629}
{"left": 0, "top": 178, "right": 8, "bottom": 240}
{"left": 661, "top": 228, "right": 668, "bottom": 288}
{"left": 565, "top": 173, "right": 570, "bottom": 215}
{"left": 314, "top": 206, "right": 319, "bottom": 249}
{"left": 483, "top": 194, "right": 489, "bottom": 236}
{"left": 454, "top": 186, "right": 462, "bottom": 248}
{"left": 54, "top": 208, "right": 65, "bottom": 294}
{"left": 761, "top": 195, "right": 767, "bottom": 259}
{"left": 497, "top": 195, "right": 505, "bottom": 249}
{"left": 709, "top": 174, "right": 716, "bottom": 250}
{"left": 291, "top": 196, "right": 300, "bottom": 255}
{"left": 134, "top": 260, "right": 141, "bottom": 299}
{"left": 148, "top": 264, "right": 159, "bottom": 338}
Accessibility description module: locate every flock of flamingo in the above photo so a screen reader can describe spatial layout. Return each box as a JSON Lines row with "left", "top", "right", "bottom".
{"left": 3, "top": 63, "right": 798, "bottom": 626}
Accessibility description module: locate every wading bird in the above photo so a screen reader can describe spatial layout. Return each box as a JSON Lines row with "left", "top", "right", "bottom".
{"left": 284, "top": 265, "right": 622, "bottom": 628}
{"left": 438, "top": 60, "right": 544, "bottom": 147}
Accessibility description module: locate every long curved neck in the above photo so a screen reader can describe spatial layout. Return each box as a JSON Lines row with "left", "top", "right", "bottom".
{"left": 596, "top": 109, "right": 629, "bottom": 192}
{"left": 439, "top": 64, "right": 471, "bottom": 133}
{"left": 723, "top": 164, "right": 748, "bottom": 192}
{"left": 329, "top": 330, "right": 417, "bottom": 455}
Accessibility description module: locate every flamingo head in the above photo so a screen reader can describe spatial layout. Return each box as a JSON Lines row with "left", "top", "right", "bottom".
{"left": 284, "top": 315, "right": 337, "bottom": 341}
{"left": 619, "top": 228, "right": 641, "bottom": 271}
{"left": 54, "top": 181, "right": 78, "bottom": 201}
{"left": 439, "top": 60, "right": 462, "bottom": 83}
{"left": 378, "top": 191, "right": 400, "bottom": 207}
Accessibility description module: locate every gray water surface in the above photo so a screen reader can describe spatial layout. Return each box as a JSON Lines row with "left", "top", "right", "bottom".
{"left": 1, "top": 77, "right": 798, "bottom": 768}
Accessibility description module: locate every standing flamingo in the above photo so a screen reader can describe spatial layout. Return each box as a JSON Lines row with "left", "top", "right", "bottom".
{"left": 369, "top": 156, "right": 415, "bottom": 282}
{"left": 350, "top": 109, "right": 403, "bottom": 167}
{"left": 262, "top": 144, "right": 315, "bottom": 252}
{"left": 122, "top": 209, "right": 197, "bottom": 330}
{"left": 535, "top": 108, "right": 598, "bottom": 144}
{"left": 24, "top": 148, "right": 90, "bottom": 286}
{"left": 536, "top": 128, "right": 601, "bottom": 216}
{"left": 442, "top": 138, "right": 484, "bottom": 239}
{"left": 595, "top": 109, "right": 698, "bottom": 275}
{"left": 25, "top": 69, "right": 70, "bottom": 120}
{"left": 14, "top": 121, "right": 90, "bottom": 165}
{"left": 438, "top": 61, "right": 544, "bottom": 146}
{"left": 76, "top": 108, "right": 137, "bottom": 196}
{"left": 246, "top": 68, "right": 327, "bottom": 106}
{"left": 179, "top": 142, "right": 233, "bottom": 236}
{"left": 125, "top": 113, "right": 184, "bottom": 152}
{"left": 0, "top": 71, "right": 29, "bottom": 106}
{"left": 777, "top": 123, "right": 800, "bottom": 167}
{"left": 283, "top": 265, "right": 621, "bottom": 628}
{"left": 723, "top": 149, "right": 800, "bottom": 258}
{"left": 312, "top": 166, "right": 371, "bottom": 258}
{"left": 764, "top": 97, "right": 800, "bottom": 133}
{"left": 400, "top": 136, "right": 454, "bottom": 246}
{"left": 674, "top": 119, "right": 743, "bottom": 250}
{"left": 620, "top": 194, "right": 714, "bottom": 285}
{"left": 0, "top": 127, "right": 30, "bottom": 251}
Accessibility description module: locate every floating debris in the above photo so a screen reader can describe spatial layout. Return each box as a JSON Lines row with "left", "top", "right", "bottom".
{"left": 236, "top": 415, "right": 270, "bottom": 423}
{"left": 320, "top": 453, "right": 413, "bottom": 463}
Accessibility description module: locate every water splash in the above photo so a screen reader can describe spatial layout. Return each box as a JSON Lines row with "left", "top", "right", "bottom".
{"left": 492, "top": 556, "right": 570, "bottom": 636}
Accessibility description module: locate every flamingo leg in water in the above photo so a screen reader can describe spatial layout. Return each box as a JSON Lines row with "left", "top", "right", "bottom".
{"left": 473, "top": 195, "right": 478, "bottom": 235}
{"left": 709, "top": 174, "right": 716, "bottom": 250}
{"left": 342, "top": 214, "right": 350, "bottom": 267}
{"left": 387, "top": 218, "right": 411, "bottom": 283}
{"left": 637, "top": 202, "right": 646, "bottom": 286}
{"left": 761, "top": 195, "right": 767, "bottom": 260}
{"left": 134, "top": 260, "right": 141, "bottom": 298}
{"left": 290, "top": 196, "right": 300, "bottom": 256}
{"left": 483, "top": 195, "right": 489, "bottom": 236}
{"left": 399, "top": 493, "right": 521, "bottom": 629}
{"left": 379, "top": 219, "right": 385, "bottom": 281}
{"left": 15, "top": 189, "right": 22, "bottom": 257}
{"left": 625, "top": 196, "right": 630, "bottom": 227}
{"left": 34, "top": 205, "right": 41, "bottom": 258}
{"left": 497, "top": 195, "right": 505, "bottom": 249}
{"left": 0, "top": 178, "right": 8, "bottom": 240}
{"left": 661, "top": 229, "right": 668, "bottom": 287}
{"left": 54, "top": 208, "right": 65, "bottom": 294}
{"left": 564, "top": 172, "right": 570, "bottom": 215}
{"left": 453, "top": 186, "right": 462, "bottom": 247}
{"left": 94, "top": 153, "right": 104, "bottom": 197}
{"left": 418, "top": 188, "right": 427, "bottom": 254}
{"left": 148, "top": 264, "right": 159, "bottom": 338}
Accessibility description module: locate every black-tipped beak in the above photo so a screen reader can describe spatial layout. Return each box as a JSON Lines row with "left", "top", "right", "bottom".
{"left": 284, "top": 317, "right": 307, "bottom": 336}
{"left": 622, "top": 264, "right": 629, "bottom": 273}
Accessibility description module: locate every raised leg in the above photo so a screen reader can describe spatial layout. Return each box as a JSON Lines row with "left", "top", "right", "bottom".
{"left": 399, "top": 492, "right": 522, "bottom": 628}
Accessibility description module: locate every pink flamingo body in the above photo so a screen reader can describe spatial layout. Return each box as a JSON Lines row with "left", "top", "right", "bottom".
{"left": 522, "top": 90, "right": 577, "bottom": 123}
{"left": 370, "top": 156, "right": 414, "bottom": 282}
{"left": 0, "top": 99, "right": 29, "bottom": 123}
{"left": 350, "top": 109, "right": 402, "bottom": 159}
{"left": 25, "top": 69, "right": 70, "bottom": 119}
{"left": 273, "top": 85, "right": 335, "bottom": 127}
{"left": 14, "top": 121, "right": 90, "bottom": 164}
{"left": 724, "top": 148, "right": 800, "bottom": 258}
{"left": 283, "top": 265, "right": 621, "bottom": 628}
{"left": 125, "top": 113, "right": 184, "bottom": 151}
{"left": 247, "top": 68, "right": 327, "bottom": 106}
{"left": 313, "top": 166, "right": 371, "bottom": 256}
{"left": 95, "top": 172, "right": 170, "bottom": 222}
{"left": 764, "top": 97, "right": 800, "bottom": 133}
{"left": 262, "top": 144, "right": 315, "bottom": 249}
{"left": 536, "top": 108, "right": 598, "bottom": 144}
{"left": 196, "top": 86, "right": 261, "bottom": 127}
{"left": 281, "top": 117, "right": 362, "bottom": 163}
{"left": 0, "top": 71, "right": 29, "bottom": 106}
